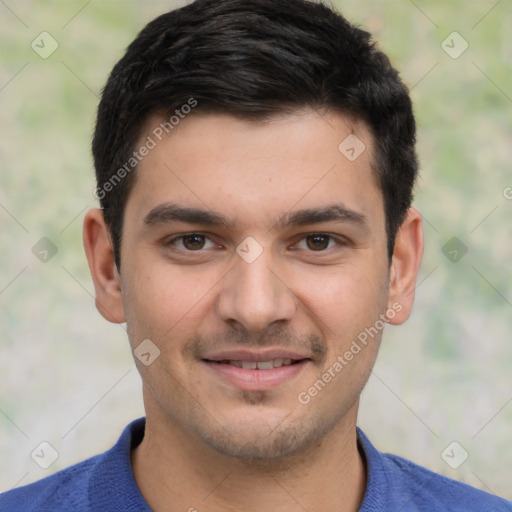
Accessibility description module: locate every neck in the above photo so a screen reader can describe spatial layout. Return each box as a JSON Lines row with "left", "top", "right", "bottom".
{"left": 132, "top": 404, "right": 366, "bottom": 512}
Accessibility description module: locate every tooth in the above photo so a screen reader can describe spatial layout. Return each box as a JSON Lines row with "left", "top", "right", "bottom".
{"left": 230, "top": 360, "right": 242, "bottom": 368}
{"left": 242, "top": 361, "right": 257, "bottom": 369}
{"left": 282, "top": 359, "right": 292, "bottom": 366}
{"left": 272, "top": 358, "right": 283, "bottom": 368}
{"left": 257, "top": 360, "right": 274, "bottom": 370}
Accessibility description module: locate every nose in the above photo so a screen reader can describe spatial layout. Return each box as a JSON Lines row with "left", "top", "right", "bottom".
{"left": 216, "top": 248, "right": 297, "bottom": 333}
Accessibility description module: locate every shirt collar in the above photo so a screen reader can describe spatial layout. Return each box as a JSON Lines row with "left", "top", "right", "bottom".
{"left": 87, "top": 419, "right": 386, "bottom": 511}
{"left": 88, "top": 417, "right": 151, "bottom": 511}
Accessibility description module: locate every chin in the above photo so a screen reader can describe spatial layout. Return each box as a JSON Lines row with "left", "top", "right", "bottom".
{"left": 189, "top": 410, "right": 338, "bottom": 464}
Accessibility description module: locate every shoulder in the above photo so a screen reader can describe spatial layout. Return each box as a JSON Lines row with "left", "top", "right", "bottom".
{"left": 383, "top": 452, "right": 512, "bottom": 511}
{"left": 0, "top": 418, "right": 149, "bottom": 512}
{"left": 357, "top": 428, "right": 512, "bottom": 512}
{"left": 0, "top": 455, "right": 100, "bottom": 511}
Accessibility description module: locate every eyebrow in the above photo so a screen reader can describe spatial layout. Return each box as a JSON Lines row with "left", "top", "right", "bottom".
{"left": 275, "top": 204, "right": 367, "bottom": 230}
{"left": 143, "top": 204, "right": 233, "bottom": 229}
{"left": 142, "top": 202, "right": 368, "bottom": 231}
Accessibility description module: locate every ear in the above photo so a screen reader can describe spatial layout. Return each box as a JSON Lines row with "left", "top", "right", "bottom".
{"left": 386, "top": 207, "right": 424, "bottom": 325}
{"left": 82, "top": 208, "right": 125, "bottom": 323}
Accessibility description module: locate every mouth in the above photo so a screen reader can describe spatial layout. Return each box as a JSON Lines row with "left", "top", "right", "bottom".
{"left": 201, "top": 352, "right": 312, "bottom": 391}
{"left": 204, "top": 358, "right": 304, "bottom": 369}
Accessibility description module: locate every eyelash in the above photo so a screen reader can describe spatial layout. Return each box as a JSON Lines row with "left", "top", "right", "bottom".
{"left": 165, "top": 232, "right": 348, "bottom": 253}
{"left": 167, "top": 233, "right": 219, "bottom": 251}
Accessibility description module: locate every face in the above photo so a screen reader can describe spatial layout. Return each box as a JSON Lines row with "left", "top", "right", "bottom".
{"left": 85, "top": 109, "right": 421, "bottom": 461}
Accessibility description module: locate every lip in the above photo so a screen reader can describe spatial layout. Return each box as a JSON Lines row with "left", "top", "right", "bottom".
{"left": 202, "top": 358, "right": 311, "bottom": 391}
{"left": 202, "top": 348, "right": 311, "bottom": 362}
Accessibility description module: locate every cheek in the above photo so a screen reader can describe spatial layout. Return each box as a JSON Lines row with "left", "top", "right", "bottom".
{"left": 295, "top": 268, "right": 387, "bottom": 401}
{"left": 298, "top": 264, "right": 388, "bottom": 330}
{"left": 121, "top": 258, "right": 220, "bottom": 343}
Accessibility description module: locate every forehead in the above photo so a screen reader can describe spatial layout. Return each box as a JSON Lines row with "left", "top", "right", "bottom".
{"left": 125, "top": 109, "right": 383, "bottom": 231}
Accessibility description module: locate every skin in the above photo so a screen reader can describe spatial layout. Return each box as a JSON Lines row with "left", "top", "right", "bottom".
{"left": 83, "top": 109, "right": 423, "bottom": 512}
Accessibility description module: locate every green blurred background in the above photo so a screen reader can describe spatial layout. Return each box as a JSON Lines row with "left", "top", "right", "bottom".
{"left": 1, "top": 0, "right": 511, "bottom": 499}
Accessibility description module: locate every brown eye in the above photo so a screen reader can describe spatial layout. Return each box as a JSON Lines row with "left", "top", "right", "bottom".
{"left": 182, "top": 234, "right": 206, "bottom": 250}
{"left": 306, "top": 234, "right": 331, "bottom": 251}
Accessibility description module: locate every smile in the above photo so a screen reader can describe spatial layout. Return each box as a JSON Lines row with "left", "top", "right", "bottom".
{"left": 203, "top": 358, "right": 311, "bottom": 391}
{"left": 206, "top": 358, "right": 298, "bottom": 369}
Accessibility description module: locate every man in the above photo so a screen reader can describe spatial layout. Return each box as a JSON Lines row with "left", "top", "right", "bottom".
{"left": 1, "top": 0, "right": 510, "bottom": 510}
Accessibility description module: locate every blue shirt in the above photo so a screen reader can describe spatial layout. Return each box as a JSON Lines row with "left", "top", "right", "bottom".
{"left": 0, "top": 418, "right": 510, "bottom": 511}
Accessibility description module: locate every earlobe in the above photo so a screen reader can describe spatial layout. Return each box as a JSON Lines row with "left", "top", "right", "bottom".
{"left": 386, "top": 207, "right": 424, "bottom": 325}
{"left": 82, "top": 208, "right": 126, "bottom": 324}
